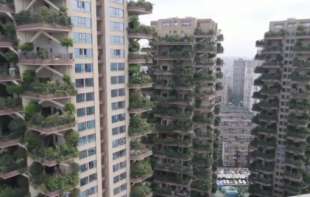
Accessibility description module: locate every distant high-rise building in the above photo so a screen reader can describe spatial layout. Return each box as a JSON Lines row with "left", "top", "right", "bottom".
{"left": 151, "top": 17, "right": 224, "bottom": 197}
{"left": 218, "top": 105, "right": 254, "bottom": 168}
{"left": 232, "top": 58, "right": 260, "bottom": 111}
{"left": 250, "top": 18, "right": 310, "bottom": 197}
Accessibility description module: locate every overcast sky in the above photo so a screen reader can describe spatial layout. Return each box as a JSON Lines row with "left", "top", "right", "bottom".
{"left": 139, "top": 0, "right": 310, "bottom": 58}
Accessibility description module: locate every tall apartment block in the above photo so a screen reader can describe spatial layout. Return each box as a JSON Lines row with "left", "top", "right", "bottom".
{"left": 250, "top": 18, "right": 310, "bottom": 197}
{"left": 218, "top": 105, "right": 254, "bottom": 168}
{"left": 0, "top": 0, "right": 103, "bottom": 196}
{"left": 150, "top": 17, "right": 224, "bottom": 197}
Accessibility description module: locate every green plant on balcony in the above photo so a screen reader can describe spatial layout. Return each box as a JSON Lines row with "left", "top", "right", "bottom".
{"left": 22, "top": 70, "right": 76, "bottom": 96}
{"left": 194, "top": 29, "right": 215, "bottom": 36}
{"left": 61, "top": 38, "right": 73, "bottom": 49}
{"left": 0, "top": 51, "right": 18, "bottom": 67}
{"left": 25, "top": 101, "right": 75, "bottom": 129}
{"left": 192, "top": 179, "right": 211, "bottom": 191}
{"left": 289, "top": 99, "right": 310, "bottom": 109}
{"left": 0, "top": 23, "right": 16, "bottom": 42}
{"left": 217, "top": 43, "right": 224, "bottom": 53}
{"left": 156, "top": 147, "right": 192, "bottom": 160}
{"left": 129, "top": 115, "right": 152, "bottom": 136}
{"left": 128, "top": 0, "right": 153, "bottom": 12}
{"left": 129, "top": 39, "right": 140, "bottom": 52}
{"left": 0, "top": 118, "right": 25, "bottom": 140}
{"left": 0, "top": 97, "right": 21, "bottom": 110}
{"left": 0, "top": 148, "right": 26, "bottom": 174}
{"left": 194, "top": 71, "right": 215, "bottom": 82}
{"left": 216, "top": 58, "right": 223, "bottom": 65}
{"left": 30, "top": 162, "right": 78, "bottom": 192}
{"left": 131, "top": 184, "right": 152, "bottom": 197}
{"left": 0, "top": 185, "right": 27, "bottom": 197}
{"left": 15, "top": 7, "right": 71, "bottom": 26}
{"left": 129, "top": 16, "right": 153, "bottom": 35}
{"left": 131, "top": 160, "right": 152, "bottom": 179}
{"left": 157, "top": 118, "right": 192, "bottom": 131}
{"left": 25, "top": 130, "right": 78, "bottom": 162}
{"left": 130, "top": 93, "right": 153, "bottom": 110}
{"left": 215, "top": 82, "right": 223, "bottom": 90}
{"left": 265, "top": 30, "right": 286, "bottom": 37}
{"left": 193, "top": 113, "right": 214, "bottom": 124}
{"left": 129, "top": 64, "right": 152, "bottom": 85}
{"left": 217, "top": 34, "right": 224, "bottom": 41}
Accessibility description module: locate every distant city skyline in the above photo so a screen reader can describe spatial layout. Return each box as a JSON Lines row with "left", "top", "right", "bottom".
{"left": 140, "top": 0, "right": 310, "bottom": 58}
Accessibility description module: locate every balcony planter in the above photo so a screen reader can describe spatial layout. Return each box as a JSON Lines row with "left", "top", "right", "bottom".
{"left": 131, "top": 184, "right": 152, "bottom": 197}
{"left": 129, "top": 93, "right": 153, "bottom": 111}
{"left": 15, "top": 7, "right": 71, "bottom": 27}
{"left": 129, "top": 116, "right": 152, "bottom": 137}
{"left": 131, "top": 160, "right": 153, "bottom": 183}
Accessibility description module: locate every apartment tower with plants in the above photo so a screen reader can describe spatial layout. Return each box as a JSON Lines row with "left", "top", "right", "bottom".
{"left": 0, "top": 0, "right": 104, "bottom": 196}
{"left": 250, "top": 18, "right": 310, "bottom": 197}
{"left": 127, "top": 0, "right": 154, "bottom": 196}
{"left": 151, "top": 17, "right": 224, "bottom": 197}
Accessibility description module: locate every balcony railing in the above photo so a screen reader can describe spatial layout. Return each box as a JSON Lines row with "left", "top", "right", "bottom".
{"left": 154, "top": 148, "right": 193, "bottom": 160}
{"left": 19, "top": 53, "right": 73, "bottom": 65}
{"left": 131, "top": 160, "right": 153, "bottom": 184}
{"left": 0, "top": 148, "right": 26, "bottom": 178}
{"left": 131, "top": 184, "right": 152, "bottom": 197}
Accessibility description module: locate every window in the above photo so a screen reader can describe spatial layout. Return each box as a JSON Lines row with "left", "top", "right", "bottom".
{"left": 78, "top": 120, "right": 96, "bottom": 132}
{"left": 80, "top": 177, "right": 88, "bottom": 186}
{"left": 111, "top": 63, "right": 125, "bottom": 71}
{"left": 112, "top": 113, "right": 126, "bottom": 123}
{"left": 75, "top": 64, "right": 93, "bottom": 73}
{"left": 113, "top": 161, "right": 127, "bottom": 172}
{"left": 85, "top": 78, "right": 94, "bottom": 87}
{"left": 111, "top": 22, "right": 124, "bottom": 32}
{"left": 76, "top": 79, "right": 84, "bottom": 88}
{"left": 111, "top": 88, "right": 125, "bottom": 97}
{"left": 112, "top": 126, "right": 126, "bottom": 135}
{"left": 80, "top": 160, "right": 97, "bottom": 173}
{"left": 113, "top": 172, "right": 127, "bottom": 183}
{"left": 80, "top": 147, "right": 96, "bottom": 159}
{"left": 79, "top": 134, "right": 96, "bottom": 146}
{"left": 77, "top": 108, "right": 86, "bottom": 117}
{"left": 112, "top": 101, "right": 125, "bottom": 110}
{"left": 111, "top": 36, "right": 125, "bottom": 45}
{"left": 113, "top": 149, "right": 126, "bottom": 160}
{"left": 114, "top": 183, "right": 127, "bottom": 195}
{"left": 71, "top": 16, "right": 91, "bottom": 28}
{"left": 111, "top": 76, "right": 125, "bottom": 84}
{"left": 112, "top": 137, "right": 126, "bottom": 148}
{"left": 80, "top": 186, "right": 97, "bottom": 197}
{"left": 80, "top": 173, "right": 97, "bottom": 186}
{"left": 73, "top": 32, "right": 92, "bottom": 43}
{"left": 76, "top": 78, "right": 94, "bottom": 88}
{"left": 110, "top": 7, "right": 124, "bottom": 18}
{"left": 76, "top": 92, "right": 94, "bottom": 103}
{"left": 73, "top": 0, "right": 91, "bottom": 12}
{"left": 74, "top": 48, "right": 92, "bottom": 58}
{"left": 111, "top": 49, "right": 125, "bottom": 58}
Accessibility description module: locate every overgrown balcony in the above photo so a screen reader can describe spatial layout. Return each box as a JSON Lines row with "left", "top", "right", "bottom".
{"left": 156, "top": 118, "right": 193, "bottom": 132}
{"left": 154, "top": 147, "right": 193, "bottom": 160}
{"left": 195, "top": 42, "right": 216, "bottom": 52}
{"left": 19, "top": 42, "right": 73, "bottom": 65}
{"left": 191, "top": 179, "right": 211, "bottom": 192}
{"left": 130, "top": 141, "right": 152, "bottom": 161}
{"left": 131, "top": 184, "right": 152, "bottom": 197}
{"left": 288, "top": 113, "right": 310, "bottom": 126}
{"left": 154, "top": 173, "right": 191, "bottom": 186}
{"left": 217, "top": 43, "right": 224, "bottom": 54}
{"left": 26, "top": 102, "right": 75, "bottom": 134}
{"left": 154, "top": 136, "right": 192, "bottom": 147}
{"left": 290, "top": 71, "right": 310, "bottom": 82}
{"left": 22, "top": 71, "right": 76, "bottom": 99}
{"left": 155, "top": 106, "right": 193, "bottom": 119}
{"left": 25, "top": 130, "right": 78, "bottom": 165}
{"left": 193, "top": 155, "right": 212, "bottom": 168}
{"left": 0, "top": 117, "right": 25, "bottom": 143}
{"left": 252, "top": 99, "right": 279, "bottom": 111}
{"left": 251, "top": 125, "right": 277, "bottom": 136}
{"left": 154, "top": 160, "right": 193, "bottom": 175}
{"left": 15, "top": 7, "right": 71, "bottom": 30}
{"left": 29, "top": 162, "right": 78, "bottom": 194}
{"left": 0, "top": 66, "right": 19, "bottom": 82}
{"left": 215, "top": 82, "right": 223, "bottom": 91}
{"left": 286, "top": 143, "right": 306, "bottom": 155}
{"left": 0, "top": 185, "right": 28, "bottom": 197}
{"left": 0, "top": 23, "right": 17, "bottom": 44}
{"left": 128, "top": 0, "right": 153, "bottom": 15}
{"left": 129, "top": 64, "right": 152, "bottom": 89}
{"left": 129, "top": 16, "right": 153, "bottom": 39}
{"left": 264, "top": 30, "right": 286, "bottom": 38}
{"left": 194, "top": 71, "right": 215, "bottom": 82}
{"left": 193, "top": 113, "right": 214, "bottom": 124}
{"left": 256, "top": 40, "right": 264, "bottom": 47}
{"left": 0, "top": 0, "right": 14, "bottom": 13}
{"left": 131, "top": 160, "right": 153, "bottom": 184}
{"left": 0, "top": 148, "right": 26, "bottom": 178}
{"left": 287, "top": 125, "right": 310, "bottom": 139}
{"left": 295, "top": 42, "right": 310, "bottom": 52}
{"left": 129, "top": 115, "right": 152, "bottom": 138}
{"left": 129, "top": 93, "right": 153, "bottom": 113}
{"left": 194, "top": 29, "right": 216, "bottom": 36}
{"left": 0, "top": 96, "right": 21, "bottom": 114}
{"left": 216, "top": 58, "right": 224, "bottom": 66}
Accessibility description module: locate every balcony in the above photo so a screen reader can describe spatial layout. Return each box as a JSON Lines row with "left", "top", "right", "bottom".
{"left": 194, "top": 29, "right": 216, "bottom": 37}
{"left": 286, "top": 158, "right": 305, "bottom": 169}
{"left": 154, "top": 148, "right": 193, "bottom": 161}
{"left": 129, "top": 116, "right": 152, "bottom": 139}
{"left": 0, "top": 148, "right": 26, "bottom": 179}
{"left": 15, "top": 7, "right": 71, "bottom": 32}
{"left": 130, "top": 143, "right": 152, "bottom": 161}
{"left": 25, "top": 131, "right": 78, "bottom": 166}
{"left": 19, "top": 52, "right": 73, "bottom": 66}
{"left": 288, "top": 113, "right": 310, "bottom": 126}
{"left": 194, "top": 72, "right": 215, "bottom": 82}
{"left": 129, "top": 22, "right": 153, "bottom": 39}
{"left": 28, "top": 113, "right": 75, "bottom": 134}
{"left": 191, "top": 179, "right": 211, "bottom": 192}
{"left": 153, "top": 174, "right": 191, "bottom": 186}
{"left": 154, "top": 161, "right": 193, "bottom": 175}
{"left": 131, "top": 184, "right": 152, "bottom": 197}
{"left": 256, "top": 40, "right": 264, "bottom": 47}
{"left": 129, "top": 52, "right": 152, "bottom": 64}
{"left": 0, "top": 67, "right": 20, "bottom": 83}
{"left": 131, "top": 160, "right": 153, "bottom": 184}
{"left": 156, "top": 119, "right": 193, "bottom": 133}
{"left": 264, "top": 30, "right": 285, "bottom": 39}
{"left": 154, "top": 136, "right": 192, "bottom": 148}
{"left": 129, "top": 93, "right": 153, "bottom": 114}
{"left": 0, "top": 27, "right": 16, "bottom": 49}
{"left": 251, "top": 126, "right": 277, "bottom": 136}
{"left": 193, "top": 155, "right": 212, "bottom": 167}
{"left": 287, "top": 125, "right": 309, "bottom": 140}
{"left": 295, "top": 43, "right": 310, "bottom": 53}
{"left": 128, "top": 0, "right": 153, "bottom": 15}
{"left": 193, "top": 113, "right": 214, "bottom": 124}
{"left": 155, "top": 106, "right": 193, "bottom": 119}
{"left": 217, "top": 43, "right": 224, "bottom": 54}
{"left": 129, "top": 64, "right": 152, "bottom": 89}
{"left": 0, "top": 97, "right": 22, "bottom": 115}
{"left": 157, "top": 49, "right": 193, "bottom": 61}
{"left": 195, "top": 43, "right": 217, "bottom": 53}
{"left": 29, "top": 162, "right": 78, "bottom": 194}
{"left": 215, "top": 82, "right": 223, "bottom": 91}
{"left": 0, "top": 117, "right": 25, "bottom": 146}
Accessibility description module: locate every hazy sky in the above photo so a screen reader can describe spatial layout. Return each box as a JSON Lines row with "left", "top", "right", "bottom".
{"left": 139, "top": 0, "right": 310, "bottom": 58}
